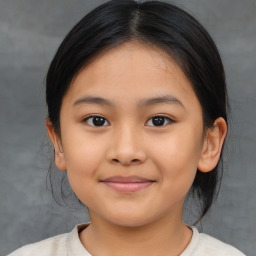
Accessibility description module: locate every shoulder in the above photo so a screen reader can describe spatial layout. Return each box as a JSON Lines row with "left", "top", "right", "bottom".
{"left": 7, "top": 223, "right": 90, "bottom": 256}
{"left": 195, "top": 228, "right": 246, "bottom": 256}
{"left": 7, "top": 233, "right": 68, "bottom": 256}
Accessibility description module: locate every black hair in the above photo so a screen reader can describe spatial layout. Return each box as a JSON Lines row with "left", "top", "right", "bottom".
{"left": 46, "top": 0, "right": 228, "bottom": 222}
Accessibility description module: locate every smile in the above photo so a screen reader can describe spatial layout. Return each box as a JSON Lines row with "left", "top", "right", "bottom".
{"left": 100, "top": 176, "right": 155, "bottom": 193}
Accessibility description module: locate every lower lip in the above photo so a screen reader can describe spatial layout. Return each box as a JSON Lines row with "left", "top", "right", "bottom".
{"left": 102, "top": 181, "right": 154, "bottom": 192}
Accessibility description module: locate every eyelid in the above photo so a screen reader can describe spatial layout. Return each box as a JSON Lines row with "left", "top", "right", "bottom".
{"left": 82, "top": 114, "right": 110, "bottom": 127}
{"left": 145, "top": 114, "right": 174, "bottom": 127}
{"left": 82, "top": 114, "right": 174, "bottom": 127}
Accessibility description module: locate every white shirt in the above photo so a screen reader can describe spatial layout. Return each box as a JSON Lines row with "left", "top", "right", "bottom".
{"left": 8, "top": 223, "right": 246, "bottom": 256}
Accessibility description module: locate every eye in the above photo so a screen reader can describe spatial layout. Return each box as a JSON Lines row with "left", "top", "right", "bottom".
{"left": 83, "top": 115, "right": 110, "bottom": 127}
{"left": 146, "top": 115, "right": 173, "bottom": 127}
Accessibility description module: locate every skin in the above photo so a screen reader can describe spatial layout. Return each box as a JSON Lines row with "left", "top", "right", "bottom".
{"left": 47, "top": 41, "right": 227, "bottom": 256}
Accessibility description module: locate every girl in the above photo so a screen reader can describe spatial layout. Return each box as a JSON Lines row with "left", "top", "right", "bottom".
{"left": 9, "top": 1, "right": 246, "bottom": 255}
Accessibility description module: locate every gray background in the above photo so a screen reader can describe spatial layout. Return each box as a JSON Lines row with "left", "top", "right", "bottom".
{"left": 0, "top": 0, "right": 255, "bottom": 255}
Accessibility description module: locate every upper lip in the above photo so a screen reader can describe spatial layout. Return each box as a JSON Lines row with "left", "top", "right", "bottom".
{"left": 100, "top": 176, "right": 155, "bottom": 183}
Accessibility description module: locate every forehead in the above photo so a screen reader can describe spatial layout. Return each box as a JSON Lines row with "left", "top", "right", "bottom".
{"left": 65, "top": 41, "right": 200, "bottom": 110}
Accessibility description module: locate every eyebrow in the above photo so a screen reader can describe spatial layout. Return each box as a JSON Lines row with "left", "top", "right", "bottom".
{"left": 73, "top": 95, "right": 184, "bottom": 108}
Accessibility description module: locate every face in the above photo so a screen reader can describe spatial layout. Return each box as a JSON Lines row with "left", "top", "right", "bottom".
{"left": 52, "top": 41, "right": 208, "bottom": 227}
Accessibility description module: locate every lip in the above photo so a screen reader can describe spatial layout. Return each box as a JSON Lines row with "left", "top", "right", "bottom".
{"left": 100, "top": 176, "right": 155, "bottom": 193}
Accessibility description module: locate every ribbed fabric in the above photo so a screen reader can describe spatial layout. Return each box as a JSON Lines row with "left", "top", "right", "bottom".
{"left": 8, "top": 223, "right": 245, "bottom": 256}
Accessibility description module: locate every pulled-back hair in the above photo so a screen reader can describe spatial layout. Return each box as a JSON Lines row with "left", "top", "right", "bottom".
{"left": 46, "top": 0, "right": 228, "bottom": 222}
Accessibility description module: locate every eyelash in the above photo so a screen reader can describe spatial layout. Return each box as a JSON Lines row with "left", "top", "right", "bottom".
{"left": 82, "top": 114, "right": 174, "bottom": 127}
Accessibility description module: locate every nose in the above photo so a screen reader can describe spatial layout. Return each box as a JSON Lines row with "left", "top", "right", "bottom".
{"left": 106, "top": 125, "right": 147, "bottom": 166}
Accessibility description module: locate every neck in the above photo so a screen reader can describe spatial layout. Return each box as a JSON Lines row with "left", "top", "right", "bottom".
{"left": 80, "top": 210, "right": 192, "bottom": 256}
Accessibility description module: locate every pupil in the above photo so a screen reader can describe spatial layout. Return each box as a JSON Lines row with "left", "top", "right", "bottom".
{"left": 93, "top": 117, "right": 105, "bottom": 126}
{"left": 153, "top": 117, "right": 164, "bottom": 126}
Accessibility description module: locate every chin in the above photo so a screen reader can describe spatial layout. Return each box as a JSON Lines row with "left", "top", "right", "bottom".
{"left": 109, "top": 218, "right": 150, "bottom": 228}
{"left": 101, "top": 210, "right": 160, "bottom": 228}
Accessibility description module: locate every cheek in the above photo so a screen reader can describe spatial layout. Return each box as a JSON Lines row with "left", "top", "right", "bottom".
{"left": 153, "top": 127, "right": 202, "bottom": 163}
{"left": 61, "top": 131, "right": 106, "bottom": 185}
{"left": 150, "top": 126, "right": 202, "bottom": 187}
{"left": 63, "top": 137, "right": 105, "bottom": 205}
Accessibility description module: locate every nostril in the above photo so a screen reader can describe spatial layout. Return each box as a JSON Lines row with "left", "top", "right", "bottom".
{"left": 112, "top": 158, "right": 140, "bottom": 164}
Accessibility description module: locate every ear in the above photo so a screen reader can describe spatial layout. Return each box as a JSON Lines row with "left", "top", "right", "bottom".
{"left": 45, "top": 118, "right": 66, "bottom": 171}
{"left": 197, "top": 117, "right": 227, "bottom": 173}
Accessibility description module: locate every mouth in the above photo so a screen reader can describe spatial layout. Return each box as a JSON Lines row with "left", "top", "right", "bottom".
{"left": 99, "top": 176, "right": 155, "bottom": 193}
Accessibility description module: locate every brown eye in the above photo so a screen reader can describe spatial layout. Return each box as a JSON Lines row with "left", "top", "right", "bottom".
{"left": 146, "top": 115, "right": 173, "bottom": 127}
{"left": 83, "top": 115, "right": 109, "bottom": 127}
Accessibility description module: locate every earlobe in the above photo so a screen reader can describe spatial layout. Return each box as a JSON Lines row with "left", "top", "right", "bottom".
{"left": 45, "top": 118, "right": 66, "bottom": 171}
{"left": 197, "top": 117, "right": 227, "bottom": 173}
